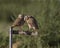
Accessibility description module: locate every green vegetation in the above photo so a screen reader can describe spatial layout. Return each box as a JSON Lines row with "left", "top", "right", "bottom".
{"left": 0, "top": 0, "right": 60, "bottom": 48}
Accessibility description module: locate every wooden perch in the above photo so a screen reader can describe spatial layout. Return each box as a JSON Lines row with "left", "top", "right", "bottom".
{"left": 10, "top": 27, "right": 32, "bottom": 35}
{"left": 10, "top": 27, "right": 38, "bottom": 36}
{"left": 9, "top": 27, "right": 38, "bottom": 48}
{"left": 12, "top": 30, "right": 32, "bottom": 35}
{"left": 9, "top": 27, "right": 32, "bottom": 48}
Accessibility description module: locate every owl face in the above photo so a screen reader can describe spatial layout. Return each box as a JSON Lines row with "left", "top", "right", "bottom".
{"left": 24, "top": 16, "right": 29, "bottom": 21}
{"left": 18, "top": 14, "right": 22, "bottom": 18}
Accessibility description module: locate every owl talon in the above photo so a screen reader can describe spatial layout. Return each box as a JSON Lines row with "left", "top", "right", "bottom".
{"left": 31, "top": 32, "right": 38, "bottom": 36}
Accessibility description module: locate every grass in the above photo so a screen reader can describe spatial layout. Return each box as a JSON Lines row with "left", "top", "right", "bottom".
{"left": 0, "top": 0, "right": 60, "bottom": 48}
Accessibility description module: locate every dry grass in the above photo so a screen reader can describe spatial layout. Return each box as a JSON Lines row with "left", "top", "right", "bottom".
{"left": 12, "top": 40, "right": 22, "bottom": 48}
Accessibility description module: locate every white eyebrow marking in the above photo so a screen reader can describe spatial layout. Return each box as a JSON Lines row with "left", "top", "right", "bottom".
{"left": 18, "top": 14, "right": 22, "bottom": 18}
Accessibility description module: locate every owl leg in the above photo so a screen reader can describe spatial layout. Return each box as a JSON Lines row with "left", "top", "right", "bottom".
{"left": 28, "top": 26, "right": 31, "bottom": 31}
{"left": 28, "top": 24, "right": 31, "bottom": 31}
{"left": 32, "top": 27, "right": 38, "bottom": 36}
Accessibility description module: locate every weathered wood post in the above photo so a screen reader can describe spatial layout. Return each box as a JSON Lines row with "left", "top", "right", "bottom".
{"left": 9, "top": 26, "right": 35, "bottom": 48}
{"left": 9, "top": 27, "right": 13, "bottom": 48}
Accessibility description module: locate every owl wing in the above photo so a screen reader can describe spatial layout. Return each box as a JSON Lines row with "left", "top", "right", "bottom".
{"left": 12, "top": 18, "right": 21, "bottom": 26}
{"left": 31, "top": 18, "right": 39, "bottom": 29}
{"left": 28, "top": 18, "right": 39, "bottom": 29}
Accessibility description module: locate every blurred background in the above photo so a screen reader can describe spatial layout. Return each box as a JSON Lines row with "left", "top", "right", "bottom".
{"left": 0, "top": 0, "right": 60, "bottom": 48}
